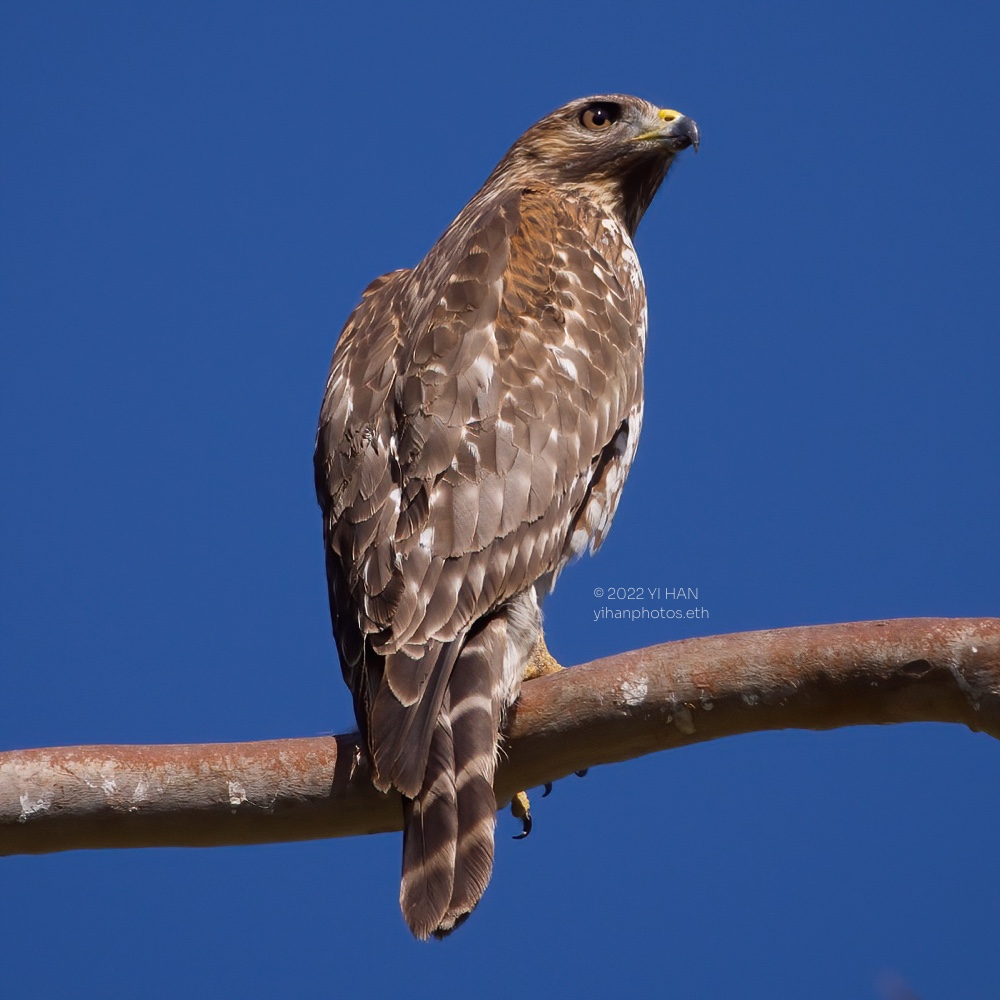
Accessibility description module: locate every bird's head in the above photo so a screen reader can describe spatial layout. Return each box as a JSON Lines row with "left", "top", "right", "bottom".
{"left": 490, "top": 94, "right": 699, "bottom": 234}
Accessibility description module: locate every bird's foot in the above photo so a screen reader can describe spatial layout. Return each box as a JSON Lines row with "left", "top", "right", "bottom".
{"left": 512, "top": 635, "right": 568, "bottom": 837}
{"left": 511, "top": 790, "right": 533, "bottom": 839}
{"left": 523, "top": 633, "right": 564, "bottom": 681}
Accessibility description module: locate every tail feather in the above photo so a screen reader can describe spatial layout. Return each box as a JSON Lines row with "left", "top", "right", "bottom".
{"left": 438, "top": 618, "right": 506, "bottom": 933}
{"left": 372, "top": 639, "right": 463, "bottom": 797}
{"left": 399, "top": 616, "right": 507, "bottom": 939}
{"left": 400, "top": 694, "right": 457, "bottom": 940}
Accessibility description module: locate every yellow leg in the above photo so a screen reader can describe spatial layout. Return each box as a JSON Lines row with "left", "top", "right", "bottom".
{"left": 522, "top": 631, "right": 565, "bottom": 680}
{"left": 511, "top": 631, "right": 565, "bottom": 837}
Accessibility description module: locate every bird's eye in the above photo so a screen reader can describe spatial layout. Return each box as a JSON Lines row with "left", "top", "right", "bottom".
{"left": 580, "top": 103, "right": 620, "bottom": 131}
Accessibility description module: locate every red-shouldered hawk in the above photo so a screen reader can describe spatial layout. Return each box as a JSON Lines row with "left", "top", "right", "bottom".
{"left": 314, "top": 95, "right": 698, "bottom": 938}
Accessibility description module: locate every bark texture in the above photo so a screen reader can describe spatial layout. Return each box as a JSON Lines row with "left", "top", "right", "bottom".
{"left": 2, "top": 618, "right": 997, "bottom": 856}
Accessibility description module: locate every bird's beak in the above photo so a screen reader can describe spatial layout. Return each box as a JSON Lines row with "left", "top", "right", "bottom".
{"left": 636, "top": 108, "right": 700, "bottom": 152}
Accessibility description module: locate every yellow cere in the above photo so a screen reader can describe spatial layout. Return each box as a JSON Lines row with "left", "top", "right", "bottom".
{"left": 633, "top": 108, "right": 686, "bottom": 142}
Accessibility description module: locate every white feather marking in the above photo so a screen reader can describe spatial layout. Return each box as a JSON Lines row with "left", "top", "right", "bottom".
{"left": 449, "top": 693, "right": 493, "bottom": 725}
{"left": 549, "top": 347, "right": 578, "bottom": 381}
{"left": 569, "top": 526, "right": 590, "bottom": 558}
{"left": 499, "top": 589, "right": 541, "bottom": 709}
{"left": 470, "top": 354, "right": 493, "bottom": 384}
{"left": 620, "top": 244, "right": 642, "bottom": 291}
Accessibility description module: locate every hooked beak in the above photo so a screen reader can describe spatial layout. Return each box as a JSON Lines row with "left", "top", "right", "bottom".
{"left": 636, "top": 107, "right": 700, "bottom": 153}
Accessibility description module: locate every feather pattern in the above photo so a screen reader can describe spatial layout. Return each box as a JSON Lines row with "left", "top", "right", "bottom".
{"left": 314, "top": 94, "right": 698, "bottom": 937}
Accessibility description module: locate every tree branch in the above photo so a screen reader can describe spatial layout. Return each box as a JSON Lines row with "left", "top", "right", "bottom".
{"left": 2, "top": 618, "right": 997, "bottom": 857}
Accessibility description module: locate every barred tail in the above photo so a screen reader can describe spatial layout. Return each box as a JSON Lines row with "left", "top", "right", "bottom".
{"left": 399, "top": 697, "right": 458, "bottom": 939}
{"left": 399, "top": 617, "right": 506, "bottom": 940}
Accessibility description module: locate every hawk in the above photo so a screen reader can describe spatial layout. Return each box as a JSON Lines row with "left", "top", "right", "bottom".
{"left": 314, "top": 94, "right": 698, "bottom": 938}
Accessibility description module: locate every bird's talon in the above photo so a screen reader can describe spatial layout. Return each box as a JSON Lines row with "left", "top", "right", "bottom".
{"left": 513, "top": 812, "right": 532, "bottom": 840}
{"left": 575, "top": 768, "right": 589, "bottom": 778}
{"left": 542, "top": 782, "right": 553, "bottom": 797}
{"left": 511, "top": 790, "right": 532, "bottom": 839}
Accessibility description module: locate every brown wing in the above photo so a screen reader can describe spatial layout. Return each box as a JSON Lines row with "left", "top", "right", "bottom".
{"left": 314, "top": 186, "right": 645, "bottom": 786}
{"left": 386, "top": 187, "right": 646, "bottom": 643}
{"left": 314, "top": 268, "right": 410, "bottom": 731}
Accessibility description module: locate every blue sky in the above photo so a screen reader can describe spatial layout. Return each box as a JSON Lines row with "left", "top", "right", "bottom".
{"left": 2, "top": 2, "right": 998, "bottom": 997}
